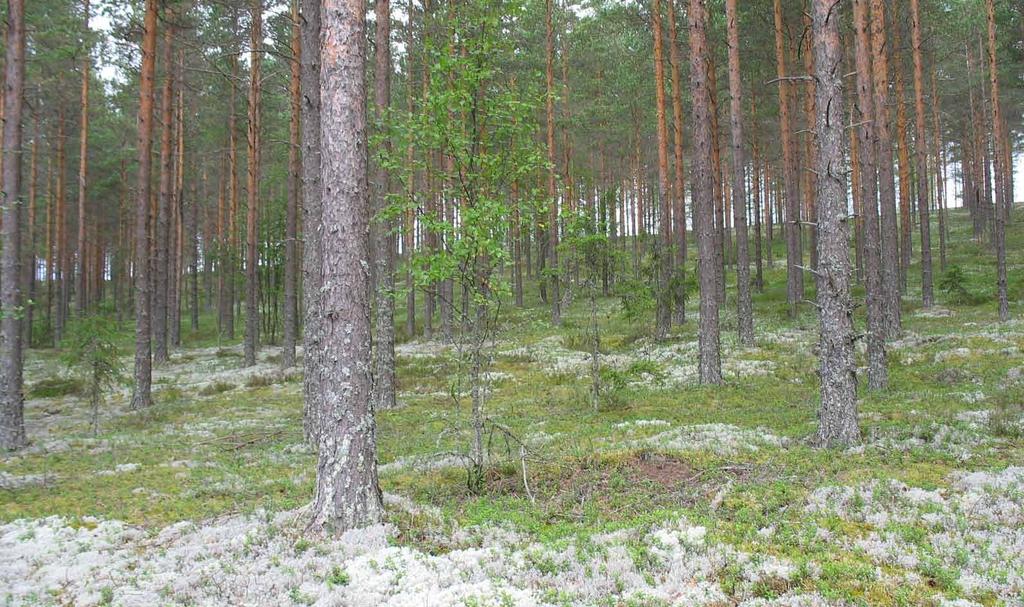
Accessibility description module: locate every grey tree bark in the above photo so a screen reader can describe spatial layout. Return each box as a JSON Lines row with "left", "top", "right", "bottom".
{"left": 852, "top": 0, "right": 888, "bottom": 390}
{"left": 812, "top": 0, "right": 859, "bottom": 448}
{"left": 309, "top": 0, "right": 384, "bottom": 531}
{"left": 687, "top": 0, "right": 722, "bottom": 385}
{"left": 300, "top": 0, "right": 324, "bottom": 445}
{"left": 371, "top": 0, "right": 396, "bottom": 412}
{"left": 725, "top": 0, "right": 753, "bottom": 347}
{"left": 0, "top": 0, "right": 26, "bottom": 450}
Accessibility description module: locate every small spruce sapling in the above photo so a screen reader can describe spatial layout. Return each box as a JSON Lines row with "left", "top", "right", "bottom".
{"left": 61, "top": 316, "right": 124, "bottom": 435}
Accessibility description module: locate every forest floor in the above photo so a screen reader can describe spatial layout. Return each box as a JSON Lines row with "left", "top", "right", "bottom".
{"left": 3, "top": 210, "right": 1024, "bottom": 607}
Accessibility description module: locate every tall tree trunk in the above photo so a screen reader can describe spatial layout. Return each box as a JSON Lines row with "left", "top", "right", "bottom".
{"left": 892, "top": 24, "right": 912, "bottom": 293}
{"left": 225, "top": 48, "right": 239, "bottom": 340}
{"left": 22, "top": 121, "right": 38, "bottom": 348}
{"left": 688, "top": 0, "right": 721, "bottom": 385}
{"left": 283, "top": 0, "right": 301, "bottom": 368}
{"left": 300, "top": 0, "right": 324, "bottom": 444}
{"left": 404, "top": 8, "right": 416, "bottom": 333}
{"left": 0, "top": 0, "right": 26, "bottom": 450}
{"left": 850, "top": 102, "right": 864, "bottom": 284}
{"left": 800, "top": 12, "right": 818, "bottom": 281}
{"left": 544, "top": 0, "right": 560, "bottom": 325}
{"left": 54, "top": 112, "right": 66, "bottom": 345}
{"left": 311, "top": 0, "right": 384, "bottom": 532}
{"left": 652, "top": 0, "right": 672, "bottom": 339}
{"left": 708, "top": 60, "right": 725, "bottom": 305}
{"left": 75, "top": 0, "right": 90, "bottom": 315}
{"left": 870, "top": 0, "right": 902, "bottom": 338}
{"left": 910, "top": 0, "right": 934, "bottom": 307}
{"left": 751, "top": 112, "right": 764, "bottom": 293}
{"left": 244, "top": 0, "right": 262, "bottom": 367}
{"left": 811, "top": 0, "right": 858, "bottom": 447}
{"left": 931, "top": 68, "right": 947, "bottom": 273}
{"left": 170, "top": 50, "right": 185, "bottom": 348}
{"left": 725, "top": 0, "right": 753, "bottom": 347}
{"left": 154, "top": 21, "right": 174, "bottom": 364}
{"left": 372, "top": 0, "right": 396, "bottom": 411}
{"left": 130, "top": 0, "right": 158, "bottom": 411}
{"left": 853, "top": 0, "right": 888, "bottom": 390}
{"left": 985, "top": 0, "right": 1009, "bottom": 322}
{"left": 666, "top": 0, "right": 686, "bottom": 324}
{"left": 772, "top": 0, "right": 802, "bottom": 317}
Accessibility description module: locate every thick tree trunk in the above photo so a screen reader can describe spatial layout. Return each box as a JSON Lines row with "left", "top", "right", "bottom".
{"left": 910, "top": 0, "right": 934, "bottom": 307}
{"left": 283, "top": 0, "right": 301, "bottom": 369}
{"left": 244, "top": 0, "right": 262, "bottom": 367}
{"left": 130, "top": 0, "right": 158, "bottom": 411}
{"left": 687, "top": 0, "right": 721, "bottom": 385}
{"left": 652, "top": 0, "right": 672, "bottom": 339}
{"left": 853, "top": 0, "right": 888, "bottom": 390}
{"left": 310, "top": 0, "right": 384, "bottom": 532}
{"left": 300, "top": 0, "right": 324, "bottom": 445}
{"left": 772, "top": 0, "right": 802, "bottom": 317}
{"left": 372, "top": 0, "right": 396, "bottom": 411}
{"left": 870, "top": 0, "right": 902, "bottom": 338}
{"left": 0, "top": 0, "right": 26, "bottom": 450}
{"left": 811, "top": 0, "right": 858, "bottom": 448}
{"left": 725, "top": 0, "right": 753, "bottom": 347}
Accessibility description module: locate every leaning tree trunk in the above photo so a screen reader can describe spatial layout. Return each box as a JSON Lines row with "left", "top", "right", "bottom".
{"left": 130, "top": 0, "right": 158, "bottom": 411}
{"left": 688, "top": 0, "right": 721, "bottom": 385}
{"left": 310, "top": 0, "right": 384, "bottom": 532}
{"left": 853, "top": 0, "right": 888, "bottom": 390}
{"left": 244, "top": 0, "right": 262, "bottom": 367}
{"left": 725, "top": 0, "right": 753, "bottom": 347}
{"left": 371, "top": 0, "right": 396, "bottom": 411}
{"left": 300, "top": 0, "right": 324, "bottom": 445}
{"left": 985, "top": 0, "right": 1009, "bottom": 322}
{"left": 0, "top": 0, "right": 26, "bottom": 450}
{"left": 811, "top": 0, "right": 859, "bottom": 447}
{"left": 772, "top": 0, "right": 802, "bottom": 317}
{"left": 910, "top": 0, "right": 934, "bottom": 307}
